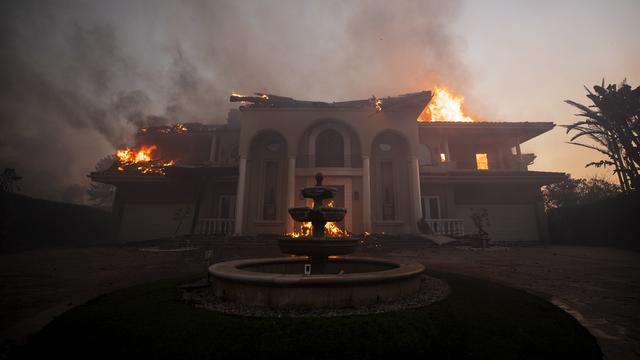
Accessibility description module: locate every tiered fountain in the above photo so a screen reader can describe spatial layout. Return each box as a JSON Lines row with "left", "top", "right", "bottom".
{"left": 209, "top": 173, "right": 425, "bottom": 308}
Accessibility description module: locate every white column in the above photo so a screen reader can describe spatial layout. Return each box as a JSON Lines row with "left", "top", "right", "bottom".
{"left": 362, "top": 156, "right": 372, "bottom": 233}
{"left": 286, "top": 156, "right": 296, "bottom": 232}
{"left": 234, "top": 156, "right": 247, "bottom": 235}
{"left": 410, "top": 156, "right": 423, "bottom": 232}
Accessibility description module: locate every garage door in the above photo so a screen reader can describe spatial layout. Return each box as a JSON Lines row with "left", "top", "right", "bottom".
{"left": 119, "top": 203, "right": 194, "bottom": 242}
{"left": 455, "top": 204, "right": 539, "bottom": 243}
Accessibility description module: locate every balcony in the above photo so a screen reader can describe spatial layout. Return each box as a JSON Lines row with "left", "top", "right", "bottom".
{"left": 423, "top": 218, "right": 465, "bottom": 237}
{"left": 196, "top": 218, "right": 235, "bottom": 235}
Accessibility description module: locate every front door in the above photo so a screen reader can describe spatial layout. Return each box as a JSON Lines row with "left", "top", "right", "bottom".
{"left": 305, "top": 176, "right": 352, "bottom": 233}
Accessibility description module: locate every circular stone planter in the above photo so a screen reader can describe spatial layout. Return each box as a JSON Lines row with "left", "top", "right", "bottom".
{"left": 208, "top": 256, "right": 425, "bottom": 309}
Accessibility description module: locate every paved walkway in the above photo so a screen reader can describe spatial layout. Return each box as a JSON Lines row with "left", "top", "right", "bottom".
{"left": 0, "top": 244, "right": 638, "bottom": 359}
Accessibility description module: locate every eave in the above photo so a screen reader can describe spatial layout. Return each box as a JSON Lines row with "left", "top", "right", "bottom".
{"left": 418, "top": 121, "right": 555, "bottom": 144}
{"left": 420, "top": 170, "right": 567, "bottom": 185}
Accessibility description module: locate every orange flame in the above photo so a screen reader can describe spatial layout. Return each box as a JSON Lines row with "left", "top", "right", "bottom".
{"left": 286, "top": 200, "right": 349, "bottom": 238}
{"left": 115, "top": 145, "right": 175, "bottom": 175}
{"left": 418, "top": 86, "right": 475, "bottom": 122}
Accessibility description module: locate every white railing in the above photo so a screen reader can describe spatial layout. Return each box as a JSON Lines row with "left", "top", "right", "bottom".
{"left": 424, "top": 218, "right": 465, "bottom": 237}
{"left": 196, "top": 218, "right": 235, "bottom": 235}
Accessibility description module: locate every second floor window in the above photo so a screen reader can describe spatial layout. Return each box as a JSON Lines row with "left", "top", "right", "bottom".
{"left": 476, "top": 153, "right": 489, "bottom": 170}
{"left": 315, "top": 129, "right": 344, "bottom": 167}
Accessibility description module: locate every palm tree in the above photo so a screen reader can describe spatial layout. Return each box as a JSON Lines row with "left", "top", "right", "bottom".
{"left": 564, "top": 80, "right": 640, "bottom": 192}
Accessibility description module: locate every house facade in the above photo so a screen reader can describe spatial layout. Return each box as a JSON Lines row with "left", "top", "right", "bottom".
{"left": 91, "top": 91, "right": 566, "bottom": 243}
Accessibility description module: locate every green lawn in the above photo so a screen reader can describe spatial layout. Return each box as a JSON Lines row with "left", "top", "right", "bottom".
{"left": 13, "top": 271, "right": 601, "bottom": 359}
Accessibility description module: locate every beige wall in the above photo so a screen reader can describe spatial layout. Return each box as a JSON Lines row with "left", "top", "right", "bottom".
{"left": 238, "top": 104, "right": 425, "bottom": 235}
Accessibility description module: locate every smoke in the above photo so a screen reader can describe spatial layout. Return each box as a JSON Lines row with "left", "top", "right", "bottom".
{"left": 0, "top": 0, "right": 468, "bottom": 204}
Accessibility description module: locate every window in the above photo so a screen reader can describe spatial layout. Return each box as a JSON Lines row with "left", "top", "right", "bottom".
{"left": 421, "top": 196, "right": 441, "bottom": 219}
{"left": 315, "top": 129, "right": 344, "bottom": 167}
{"left": 418, "top": 144, "right": 432, "bottom": 165}
{"left": 476, "top": 153, "right": 489, "bottom": 170}
{"left": 380, "top": 161, "right": 395, "bottom": 220}
{"left": 262, "top": 161, "right": 279, "bottom": 220}
{"left": 218, "top": 195, "right": 236, "bottom": 219}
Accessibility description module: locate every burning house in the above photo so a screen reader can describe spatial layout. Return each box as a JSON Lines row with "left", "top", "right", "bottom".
{"left": 90, "top": 89, "right": 566, "bottom": 243}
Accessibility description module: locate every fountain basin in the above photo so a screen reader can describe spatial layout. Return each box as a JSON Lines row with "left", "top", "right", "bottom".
{"left": 301, "top": 186, "right": 336, "bottom": 200}
{"left": 288, "top": 207, "right": 312, "bottom": 222}
{"left": 209, "top": 256, "right": 425, "bottom": 308}
{"left": 278, "top": 237, "right": 359, "bottom": 259}
{"left": 319, "top": 207, "right": 346, "bottom": 222}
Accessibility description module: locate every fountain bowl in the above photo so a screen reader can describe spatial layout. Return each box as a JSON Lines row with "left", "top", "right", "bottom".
{"left": 288, "top": 207, "right": 312, "bottom": 222}
{"left": 319, "top": 207, "right": 346, "bottom": 222}
{"left": 301, "top": 186, "right": 336, "bottom": 201}
{"left": 208, "top": 256, "right": 425, "bottom": 308}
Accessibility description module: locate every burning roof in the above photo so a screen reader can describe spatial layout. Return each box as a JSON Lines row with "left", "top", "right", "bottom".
{"left": 230, "top": 91, "right": 432, "bottom": 112}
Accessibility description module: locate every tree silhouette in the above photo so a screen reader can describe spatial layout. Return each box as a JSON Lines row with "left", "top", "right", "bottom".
{"left": 87, "top": 155, "right": 116, "bottom": 211}
{"left": 564, "top": 79, "right": 640, "bottom": 192}
{"left": 0, "top": 168, "right": 22, "bottom": 194}
{"left": 542, "top": 176, "right": 621, "bottom": 210}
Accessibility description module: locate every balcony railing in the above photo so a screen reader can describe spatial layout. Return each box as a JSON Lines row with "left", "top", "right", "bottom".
{"left": 424, "top": 218, "right": 465, "bottom": 237}
{"left": 196, "top": 218, "right": 235, "bottom": 235}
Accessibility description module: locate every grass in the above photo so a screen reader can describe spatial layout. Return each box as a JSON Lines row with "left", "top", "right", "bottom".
{"left": 13, "top": 271, "right": 602, "bottom": 360}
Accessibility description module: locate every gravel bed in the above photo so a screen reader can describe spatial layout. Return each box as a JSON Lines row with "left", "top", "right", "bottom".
{"left": 181, "top": 274, "right": 449, "bottom": 318}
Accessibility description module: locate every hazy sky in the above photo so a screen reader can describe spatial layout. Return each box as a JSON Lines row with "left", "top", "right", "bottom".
{"left": 452, "top": 0, "right": 640, "bottom": 179}
{"left": 1, "top": 0, "right": 638, "bottom": 203}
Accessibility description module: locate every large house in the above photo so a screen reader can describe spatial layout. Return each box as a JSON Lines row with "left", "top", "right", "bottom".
{"left": 91, "top": 91, "right": 566, "bottom": 243}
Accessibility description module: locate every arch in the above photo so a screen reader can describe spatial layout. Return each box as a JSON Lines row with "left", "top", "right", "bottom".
{"left": 298, "top": 119, "right": 363, "bottom": 168}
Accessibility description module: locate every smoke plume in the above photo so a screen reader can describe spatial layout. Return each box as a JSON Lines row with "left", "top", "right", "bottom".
{"left": 0, "top": 0, "right": 468, "bottom": 204}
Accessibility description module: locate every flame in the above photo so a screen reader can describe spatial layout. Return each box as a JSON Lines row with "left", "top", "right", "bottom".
{"left": 157, "top": 123, "right": 189, "bottom": 134}
{"left": 116, "top": 145, "right": 156, "bottom": 164}
{"left": 369, "top": 96, "right": 383, "bottom": 111}
{"left": 115, "top": 144, "right": 175, "bottom": 175}
{"left": 286, "top": 200, "right": 349, "bottom": 238}
{"left": 418, "top": 86, "right": 475, "bottom": 122}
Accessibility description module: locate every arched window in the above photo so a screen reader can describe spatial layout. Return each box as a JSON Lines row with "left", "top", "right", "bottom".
{"left": 315, "top": 129, "right": 344, "bottom": 167}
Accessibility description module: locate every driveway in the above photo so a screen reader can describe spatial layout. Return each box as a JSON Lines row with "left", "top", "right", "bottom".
{"left": 1, "top": 244, "right": 638, "bottom": 359}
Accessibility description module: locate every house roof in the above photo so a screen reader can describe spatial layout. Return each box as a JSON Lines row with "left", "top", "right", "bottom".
{"left": 231, "top": 91, "right": 433, "bottom": 111}
{"left": 418, "top": 121, "right": 555, "bottom": 143}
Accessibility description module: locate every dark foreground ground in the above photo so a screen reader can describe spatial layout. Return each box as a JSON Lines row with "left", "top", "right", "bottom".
{"left": 0, "top": 242, "right": 638, "bottom": 359}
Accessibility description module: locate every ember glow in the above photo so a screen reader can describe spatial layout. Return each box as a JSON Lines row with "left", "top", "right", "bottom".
{"left": 286, "top": 200, "right": 349, "bottom": 238}
{"left": 115, "top": 145, "right": 175, "bottom": 174}
{"left": 418, "top": 86, "right": 475, "bottom": 122}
